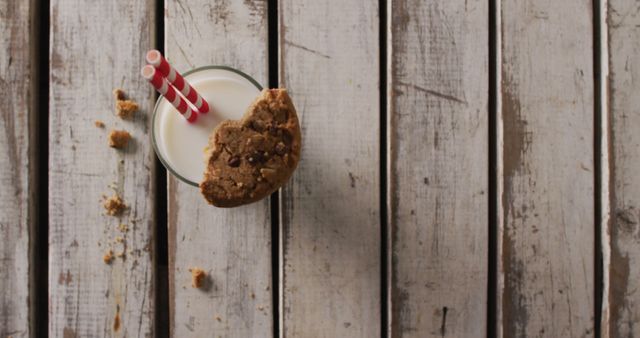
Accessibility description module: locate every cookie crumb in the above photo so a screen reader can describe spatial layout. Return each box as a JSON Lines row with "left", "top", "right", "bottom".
{"left": 115, "top": 100, "right": 139, "bottom": 119}
{"left": 103, "top": 250, "right": 114, "bottom": 264}
{"left": 113, "top": 88, "right": 127, "bottom": 101}
{"left": 103, "top": 194, "right": 126, "bottom": 216}
{"left": 115, "top": 236, "right": 124, "bottom": 243}
{"left": 250, "top": 292, "right": 255, "bottom": 299}
{"left": 215, "top": 315, "right": 222, "bottom": 322}
{"left": 95, "top": 120, "right": 105, "bottom": 128}
{"left": 117, "top": 223, "right": 129, "bottom": 232}
{"left": 189, "top": 267, "right": 206, "bottom": 288}
{"left": 113, "top": 88, "right": 138, "bottom": 118}
{"left": 108, "top": 130, "right": 131, "bottom": 149}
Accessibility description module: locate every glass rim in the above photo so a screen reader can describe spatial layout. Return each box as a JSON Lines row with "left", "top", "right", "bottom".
{"left": 151, "top": 65, "right": 263, "bottom": 187}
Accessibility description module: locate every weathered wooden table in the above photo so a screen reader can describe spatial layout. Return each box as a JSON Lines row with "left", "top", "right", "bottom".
{"left": 1, "top": 0, "right": 638, "bottom": 337}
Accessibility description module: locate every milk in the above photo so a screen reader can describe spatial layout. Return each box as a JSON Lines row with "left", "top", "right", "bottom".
{"left": 152, "top": 67, "right": 261, "bottom": 185}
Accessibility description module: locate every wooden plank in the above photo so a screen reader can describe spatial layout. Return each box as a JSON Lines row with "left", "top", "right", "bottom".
{"left": 0, "top": 0, "right": 34, "bottom": 337}
{"left": 48, "top": 1, "right": 156, "bottom": 336}
{"left": 164, "top": 1, "right": 272, "bottom": 337}
{"left": 498, "top": 1, "right": 595, "bottom": 337}
{"left": 388, "top": 0, "right": 489, "bottom": 336}
{"left": 278, "top": 0, "right": 380, "bottom": 336}
{"left": 605, "top": 0, "right": 640, "bottom": 336}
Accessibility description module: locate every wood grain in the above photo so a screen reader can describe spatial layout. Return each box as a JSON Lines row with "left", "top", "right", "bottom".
{"left": 164, "top": 1, "right": 272, "bottom": 336}
{"left": 498, "top": 0, "right": 595, "bottom": 337}
{"left": 278, "top": 0, "right": 380, "bottom": 336}
{"left": 0, "top": 1, "right": 34, "bottom": 337}
{"left": 388, "top": 0, "right": 489, "bottom": 336}
{"left": 48, "top": 1, "right": 156, "bottom": 336}
{"left": 606, "top": 0, "right": 640, "bottom": 336}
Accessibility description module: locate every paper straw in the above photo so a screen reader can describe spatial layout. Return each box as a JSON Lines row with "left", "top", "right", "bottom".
{"left": 141, "top": 65, "right": 197, "bottom": 123}
{"left": 146, "top": 50, "right": 210, "bottom": 114}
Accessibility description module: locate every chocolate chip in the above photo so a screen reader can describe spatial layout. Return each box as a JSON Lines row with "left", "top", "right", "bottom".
{"left": 275, "top": 142, "right": 287, "bottom": 156}
{"left": 282, "top": 130, "right": 293, "bottom": 145}
{"left": 246, "top": 151, "right": 264, "bottom": 165}
{"left": 228, "top": 156, "right": 241, "bottom": 167}
{"left": 250, "top": 119, "right": 266, "bottom": 132}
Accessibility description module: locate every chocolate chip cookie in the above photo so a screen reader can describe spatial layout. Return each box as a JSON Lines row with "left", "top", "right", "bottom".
{"left": 200, "top": 89, "right": 301, "bottom": 207}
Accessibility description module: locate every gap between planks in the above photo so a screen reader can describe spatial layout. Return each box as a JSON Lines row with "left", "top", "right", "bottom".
{"left": 32, "top": 0, "right": 51, "bottom": 335}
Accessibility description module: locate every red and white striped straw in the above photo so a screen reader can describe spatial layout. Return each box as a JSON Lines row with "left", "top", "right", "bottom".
{"left": 141, "top": 65, "right": 197, "bottom": 123}
{"left": 146, "top": 50, "right": 210, "bottom": 114}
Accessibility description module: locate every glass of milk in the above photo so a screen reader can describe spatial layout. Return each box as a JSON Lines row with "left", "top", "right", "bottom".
{"left": 152, "top": 66, "right": 262, "bottom": 186}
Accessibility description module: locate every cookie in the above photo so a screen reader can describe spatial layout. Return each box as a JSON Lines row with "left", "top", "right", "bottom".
{"left": 200, "top": 88, "right": 301, "bottom": 207}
